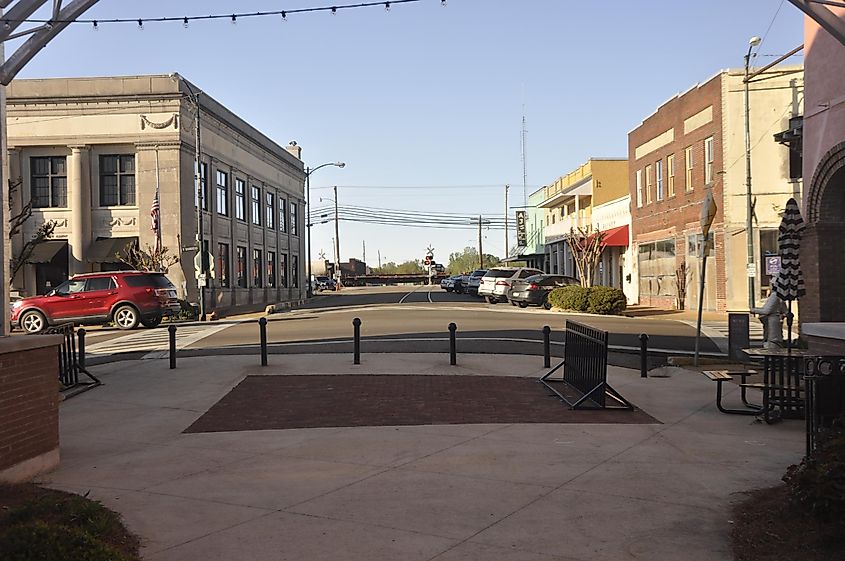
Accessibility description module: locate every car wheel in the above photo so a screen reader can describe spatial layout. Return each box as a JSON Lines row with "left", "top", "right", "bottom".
{"left": 113, "top": 305, "right": 140, "bottom": 330}
{"left": 141, "top": 315, "right": 162, "bottom": 328}
{"left": 543, "top": 300, "right": 552, "bottom": 310}
{"left": 446, "top": 287, "right": 453, "bottom": 292}
{"left": 485, "top": 296, "right": 498, "bottom": 304}
{"left": 518, "top": 302, "right": 529, "bottom": 308}
{"left": 20, "top": 310, "right": 47, "bottom": 334}
{"left": 510, "top": 300, "right": 518, "bottom": 306}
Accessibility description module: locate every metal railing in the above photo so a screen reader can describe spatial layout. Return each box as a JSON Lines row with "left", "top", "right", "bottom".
{"left": 804, "top": 355, "right": 845, "bottom": 456}
{"left": 41, "top": 323, "right": 100, "bottom": 393}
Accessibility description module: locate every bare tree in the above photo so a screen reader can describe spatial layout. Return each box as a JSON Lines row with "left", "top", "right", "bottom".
{"left": 566, "top": 226, "right": 606, "bottom": 288}
{"left": 118, "top": 242, "right": 179, "bottom": 272}
{"left": 10, "top": 221, "right": 57, "bottom": 284}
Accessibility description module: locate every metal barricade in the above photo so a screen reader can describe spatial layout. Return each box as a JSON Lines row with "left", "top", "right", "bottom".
{"left": 41, "top": 323, "right": 100, "bottom": 392}
{"left": 805, "top": 355, "right": 845, "bottom": 456}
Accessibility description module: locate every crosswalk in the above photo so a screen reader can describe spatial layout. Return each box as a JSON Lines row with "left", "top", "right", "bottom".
{"left": 84, "top": 323, "right": 235, "bottom": 359}
{"left": 698, "top": 320, "right": 766, "bottom": 342}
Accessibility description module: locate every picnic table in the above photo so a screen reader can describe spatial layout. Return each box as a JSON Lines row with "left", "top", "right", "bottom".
{"left": 743, "top": 347, "right": 809, "bottom": 423}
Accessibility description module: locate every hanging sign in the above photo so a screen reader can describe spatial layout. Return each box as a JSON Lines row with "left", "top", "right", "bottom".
{"left": 516, "top": 211, "right": 527, "bottom": 247}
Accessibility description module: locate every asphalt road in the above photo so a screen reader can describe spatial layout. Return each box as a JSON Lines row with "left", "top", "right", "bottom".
{"left": 79, "top": 285, "right": 723, "bottom": 366}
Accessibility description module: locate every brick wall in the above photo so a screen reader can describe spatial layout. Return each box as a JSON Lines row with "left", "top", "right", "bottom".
{"left": 0, "top": 336, "right": 62, "bottom": 482}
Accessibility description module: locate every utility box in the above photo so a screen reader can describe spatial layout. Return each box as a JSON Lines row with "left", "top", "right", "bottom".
{"left": 729, "top": 313, "right": 750, "bottom": 362}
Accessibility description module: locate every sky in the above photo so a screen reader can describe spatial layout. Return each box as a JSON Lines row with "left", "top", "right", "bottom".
{"left": 13, "top": 0, "right": 804, "bottom": 267}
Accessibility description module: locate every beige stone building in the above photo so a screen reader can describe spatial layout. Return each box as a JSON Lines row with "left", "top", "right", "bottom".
{"left": 6, "top": 74, "right": 306, "bottom": 313}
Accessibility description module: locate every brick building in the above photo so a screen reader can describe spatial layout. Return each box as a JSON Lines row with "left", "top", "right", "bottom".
{"left": 629, "top": 67, "right": 803, "bottom": 311}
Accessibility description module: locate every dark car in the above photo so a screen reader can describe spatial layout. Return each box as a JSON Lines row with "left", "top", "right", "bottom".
{"left": 507, "top": 274, "right": 580, "bottom": 309}
{"left": 11, "top": 271, "right": 180, "bottom": 333}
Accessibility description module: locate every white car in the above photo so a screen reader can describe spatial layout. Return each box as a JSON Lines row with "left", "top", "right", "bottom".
{"left": 477, "top": 267, "right": 544, "bottom": 304}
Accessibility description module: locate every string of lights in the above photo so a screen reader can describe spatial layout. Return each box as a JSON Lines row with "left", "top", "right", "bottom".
{"left": 2, "top": 0, "right": 446, "bottom": 31}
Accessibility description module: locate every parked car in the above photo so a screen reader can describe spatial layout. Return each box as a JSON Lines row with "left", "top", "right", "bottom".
{"left": 478, "top": 267, "right": 544, "bottom": 304}
{"left": 10, "top": 271, "right": 180, "bottom": 334}
{"left": 464, "top": 269, "right": 487, "bottom": 295}
{"left": 314, "top": 275, "right": 336, "bottom": 291}
{"left": 441, "top": 275, "right": 463, "bottom": 292}
{"left": 507, "top": 274, "right": 580, "bottom": 309}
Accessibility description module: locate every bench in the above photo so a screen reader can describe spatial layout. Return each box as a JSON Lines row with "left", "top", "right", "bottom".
{"left": 702, "top": 370, "right": 761, "bottom": 415}
{"left": 540, "top": 320, "right": 633, "bottom": 410}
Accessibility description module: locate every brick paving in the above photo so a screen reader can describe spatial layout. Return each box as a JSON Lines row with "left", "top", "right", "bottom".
{"left": 185, "top": 375, "right": 656, "bottom": 433}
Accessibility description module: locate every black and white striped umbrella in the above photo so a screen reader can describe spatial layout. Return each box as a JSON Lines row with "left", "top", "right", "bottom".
{"left": 775, "top": 197, "right": 805, "bottom": 302}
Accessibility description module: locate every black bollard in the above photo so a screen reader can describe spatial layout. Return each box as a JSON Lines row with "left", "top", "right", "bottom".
{"left": 353, "top": 318, "right": 361, "bottom": 365}
{"left": 77, "top": 328, "right": 87, "bottom": 371}
{"left": 542, "top": 326, "right": 551, "bottom": 368}
{"left": 168, "top": 324, "right": 177, "bottom": 369}
{"left": 639, "top": 333, "right": 649, "bottom": 378}
{"left": 448, "top": 322, "right": 457, "bottom": 366}
{"left": 259, "top": 317, "right": 268, "bottom": 367}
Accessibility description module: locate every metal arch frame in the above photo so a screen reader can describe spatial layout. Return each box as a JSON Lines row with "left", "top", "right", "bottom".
{"left": 0, "top": 0, "right": 100, "bottom": 85}
{"left": 788, "top": 0, "right": 845, "bottom": 47}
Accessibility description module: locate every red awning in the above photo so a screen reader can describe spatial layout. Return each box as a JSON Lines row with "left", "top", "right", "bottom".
{"left": 600, "top": 225, "right": 629, "bottom": 247}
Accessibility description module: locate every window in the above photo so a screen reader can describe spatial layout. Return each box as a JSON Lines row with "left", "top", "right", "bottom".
{"left": 290, "top": 202, "right": 299, "bottom": 236}
{"left": 85, "top": 277, "right": 116, "bottom": 292}
{"left": 635, "top": 169, "right": 643, "bottom": 208}
{"left": 655, "top": 160, "right": 664, "bottom": 201}
{"left": 267, "top": 251, "right": 276, "bottom": 288}
{"left": 279, "top": 198, "right": 287, "bottom": 232}
{"left": 30, "top": 156, "right": 67, "bottom": 208}
{"left": 251, "top": 186, "right": 261, "bottom": 225}
{"left": 252, "top": 248, "right": 263, "bottom": 287}
{"left": 216, "top": 170, "right": 229, "bottom": 216}
{"left": 234, "top": 179, "right": 246, "bottom": 221}
{"left": 279, "top": 253, "right": 288, "bottom": 287}
{"left": 645, "top": 164, "right": 653, "bottom": 204}
{"left": 704, "top": 136, "right": 714, "bottom": 185}
{"left": 667, "top": 154, "right": 676, "bottom": 197}
{"left": 265, "top": 191, "right": 275, "bottom": 229}
{"left": 123, "top": 274, "right": 175, "bottom": 288}
{"left": 236, "top": 246, "right": 247, "bottom": 288}
{"left": 685, "top": 146, "right": 694, "bottom": 192}
{"left": 291, "top": 255, "right": 299, "bottom": 288}
{"left": 99, "top": 155, "right": 136, "bottom": 206}
{"left": 194, "top": 162, "right": 208, "bottom": 210}
{"left": 217, "top": 243, "right": 230, "bottom": 287}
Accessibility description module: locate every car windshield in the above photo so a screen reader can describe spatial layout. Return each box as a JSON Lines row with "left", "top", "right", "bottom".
{"left": 471, "top": 270, "right": 486, "bottom": 277}
{"left": 484, "top": 269, "right": 516, "bottom": 278}
{"left": 523, "top": 275, "right": 547, "bottom": 283}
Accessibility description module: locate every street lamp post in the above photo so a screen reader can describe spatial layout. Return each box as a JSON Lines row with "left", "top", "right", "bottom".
{"left": 305, "top": 161, "right": 345, "bottom": 297}
{"left": 744, "top": 36, "right": 761, "bottom": 310}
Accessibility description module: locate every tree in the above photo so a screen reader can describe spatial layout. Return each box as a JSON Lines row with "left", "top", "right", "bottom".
{"left": 118, "top": 242, "right": 179, "bottom": 272}
{"left": 446, "top": 247, "right": 501, "bottom": 274}
{"left": 10, "top": 221, "right": 56, "bottom": 284}
{"left": 372, "top": 260, "right": 424, "bottom": 275}
{"left": 566, "top": 227, "right": 606, "bottom": 288}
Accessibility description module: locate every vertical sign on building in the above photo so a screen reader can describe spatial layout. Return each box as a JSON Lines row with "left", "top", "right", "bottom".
{"left": 516, "top": 211, "right": 527, "bottom": 247}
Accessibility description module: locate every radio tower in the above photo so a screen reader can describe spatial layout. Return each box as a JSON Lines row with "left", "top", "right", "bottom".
{"left": 521, "top": 102, "right": 528, "bottom": 207}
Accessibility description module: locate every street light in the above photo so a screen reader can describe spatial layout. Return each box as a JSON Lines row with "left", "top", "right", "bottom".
{"left": 305, "top": 162, "right": 345, "bottom": 297}
{"left": 744, "top": 36, "right": 761, "bottom": 310}
{"left": 173, "top": 74, "right": 208, "bottom": 320}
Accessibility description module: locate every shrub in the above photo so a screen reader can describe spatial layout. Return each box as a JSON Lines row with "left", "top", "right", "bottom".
{"left": 0, "top": 522, "right": 131, "bottom": 561}
{"left": 783, "top": 430, "right": 845, "bottom": 526}
{"left": 586, "top": 286, "right": 627, "bottom": 315}
{"left": 549, "top": 285, "right": 589, "bottom": 312}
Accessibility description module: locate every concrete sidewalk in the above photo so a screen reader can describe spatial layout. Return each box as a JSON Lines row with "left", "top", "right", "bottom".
{"left": 42, "top": 353, "right": 804, "bottom": 561}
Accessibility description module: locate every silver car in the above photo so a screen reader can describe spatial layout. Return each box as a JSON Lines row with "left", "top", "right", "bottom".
{"left": 465, "top": 269, "right": 487, "bottom": 295}
{"left": 478, "top": 267, "right": 544, "bottom": 304}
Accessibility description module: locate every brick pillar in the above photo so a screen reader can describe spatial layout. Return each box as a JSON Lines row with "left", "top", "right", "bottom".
{"left": 801, "top": 225, "right": 822, "bottom": 325}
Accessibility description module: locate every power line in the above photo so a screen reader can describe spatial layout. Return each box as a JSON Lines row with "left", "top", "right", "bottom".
{"left": 2, "top": 0, "right": 445, "bottom": 29}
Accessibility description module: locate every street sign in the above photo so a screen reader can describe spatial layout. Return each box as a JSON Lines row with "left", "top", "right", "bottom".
{"left": 516, "top": 211, "right": 527, "bottom": 246}
{"left": 746, "top": 263, "right": 757, "bottom": 278}
{"left": 765, "top": 255, "right": 781, "bottom": 276}
{"left": 194, "top": 251, "right": 215, "bottom": 279}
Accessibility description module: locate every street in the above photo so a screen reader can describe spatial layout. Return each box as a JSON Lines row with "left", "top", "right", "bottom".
{"left": 81, "top": 285, "right": 728, "bottom": 366}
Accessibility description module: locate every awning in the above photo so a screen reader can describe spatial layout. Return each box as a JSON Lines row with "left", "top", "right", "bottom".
{"left": 586, "top": 225, "right": 630, "bottom": 247}
{"left": 600, "top": 224, "right": 630, "bottom": 247}
{"left": 87, "top": 237, "right": 137, "bottom": 263}
{"left": 28, "top": 240, "right": 66, "bottom": 264}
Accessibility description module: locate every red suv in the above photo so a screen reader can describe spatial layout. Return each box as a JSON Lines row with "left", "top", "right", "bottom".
{"left": 11, "top": 271, "right": 180, "bottom": 334}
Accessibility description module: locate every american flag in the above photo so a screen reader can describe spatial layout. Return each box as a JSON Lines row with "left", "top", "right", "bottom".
{"left": 150, "top": 192, "right": 160, "bottom": 233}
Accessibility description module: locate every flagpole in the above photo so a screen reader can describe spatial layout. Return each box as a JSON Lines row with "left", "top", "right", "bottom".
{"left": 154, "top": 146, "right": 163, "bottom": 270}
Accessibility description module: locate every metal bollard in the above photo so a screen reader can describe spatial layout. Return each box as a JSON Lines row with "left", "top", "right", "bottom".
{"left": 77, "top": 328, "right": 87, "bottom": 370}
{"left": 168, "top": 324, "right": 177, "bottom": 369}
{"left": 353, "top": 318, "right": 361, "bottom": 365}
{"left": 542, "top": 326, "right": 551, "bottom": 368}
{"left": 639, "top": 333, "right": 649, "bottom": 378}
{"left": 448, "top": 322, "right": 457, "bottom": 366}
{"left": 259, "top": 317, "right": 268, "bottom": 367}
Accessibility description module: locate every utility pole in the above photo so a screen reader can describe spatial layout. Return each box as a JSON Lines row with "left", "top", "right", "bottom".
{"left": 743, "top": 37, "right": 761, "bottom": 310}
{"left": 334, "top": 185, "right": 340, "bottom": 286}
{"left": 378, "top": 250, "right": 382, "bottom": 270}
{"left": 478, "top": 214, "right": 484, "bottom": 269}
{"left": 186, "top": 83, "right": 207, "bottom": 321}
{"left": 504, "top": 184, "right": 509, "bottom": 259}
{"left": 363, "top": 240, "right": 366, "bottom": 268}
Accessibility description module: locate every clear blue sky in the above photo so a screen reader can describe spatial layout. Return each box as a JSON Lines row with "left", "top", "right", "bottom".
{"left": 15, "top": 0, "right": 803, "bottom": 266}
